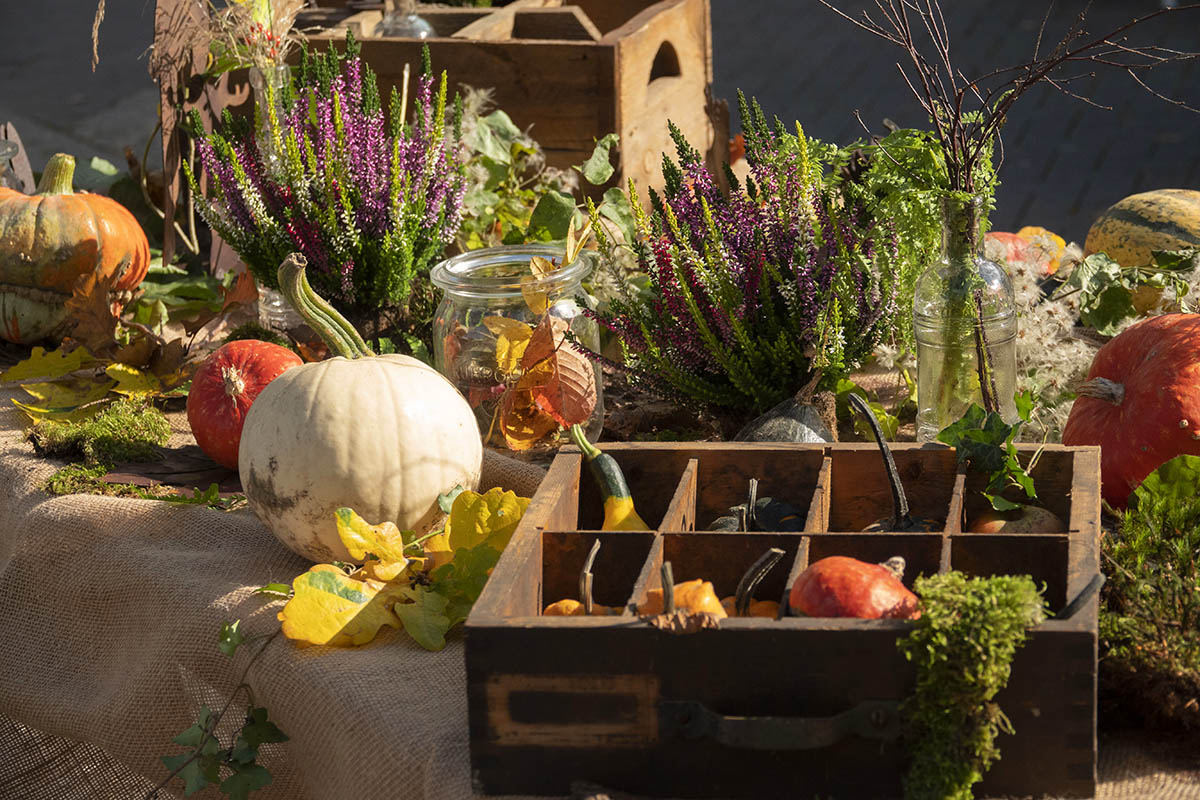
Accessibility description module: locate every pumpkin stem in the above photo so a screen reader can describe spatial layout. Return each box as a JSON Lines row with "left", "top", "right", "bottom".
{"left": 847, "top": 392, "right": 913, "bottom": 529}
{"left": 277, "top": 253, "right": 374, "bottom": 359}
{"left": 36, "top": 153, "right": 76, "bottom": 196}
{"left": 1075, "top": 377, "right": 1125, "bottom": 406}
{"left": 579, "top": 538, "right": 601, "bottom": 615}
{"left": 568, "top": 423, "right": 602, "bottom": 461}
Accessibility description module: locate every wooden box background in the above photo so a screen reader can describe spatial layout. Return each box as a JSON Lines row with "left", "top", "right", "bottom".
{"left": 465, "top": 441, "right": 1102, "bottom": 799}
{"left": 296, "top": 0, "right": 717, "bottom": 200}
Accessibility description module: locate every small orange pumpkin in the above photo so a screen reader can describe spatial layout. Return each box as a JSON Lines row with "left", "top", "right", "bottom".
{"left": 0, "top": 153, "right": 150, "bottom": 343}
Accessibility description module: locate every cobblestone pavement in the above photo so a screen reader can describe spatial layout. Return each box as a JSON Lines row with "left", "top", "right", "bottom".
{"left": 2, "top": 0, "right": 1197, "bottom": 240}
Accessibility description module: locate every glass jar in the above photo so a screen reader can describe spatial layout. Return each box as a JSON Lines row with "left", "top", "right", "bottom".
{"left": 431, "top": 245, "right": 604, "bottom": 454}
{"left": 375, "top": 0, "right": 435, "bottom": 38}
{"left": 257, "top": 283, "right": 305, "bottom": 333}
{"left": 913, "top": 195, "right": 1017, "bottom": 441}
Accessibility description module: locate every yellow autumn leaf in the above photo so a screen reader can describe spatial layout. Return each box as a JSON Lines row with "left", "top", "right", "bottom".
{"left": 335, "top": 507, "right": 412, "bottom": 582}
{"left": 521, "top": 275, "right": 549, "bottom": 316}
{"left": 12, "top": 398, "right": 107, "bottom": 425}
{"left": 278, "top": 564, "right": 406, "bottom": 647}
{"left": 420, "top": 529, "right": 454, "bottom": 572}
{"left": 447, "top": 487, "right": 532, "bottom": 553}
{"left": 105, "top": 363, "right": 162, "bottom": 397}
{"left": 483, "top": 316, "right": 533, "bottom": 377}
{"left": 20, "top": 377, "right": 116, "bottom": 409}
{"left": 0, "top": 346, "right": 96, "bottom": 383}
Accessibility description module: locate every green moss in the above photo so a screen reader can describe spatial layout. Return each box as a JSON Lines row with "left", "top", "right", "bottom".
{"left": 222, "top": 323, "right": 296, "bottom": 352}
{"left": 1100, "top": 474, "right": 1200, "bottom": 731}
{"left": 31, "top": 399, "right": 171, "bottom": 466}
{"left": 899, "top": 571, "right": 1047, "bottom": 800}
{"left": 43, "top": 464, "right": 150, "bottom": 497}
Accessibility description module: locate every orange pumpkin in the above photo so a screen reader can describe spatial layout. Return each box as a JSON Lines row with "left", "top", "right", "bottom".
{"left": 0, "top": 153, "right": 150, "bottom": 343}
{"left": 1062, "top": 314, "right": 1200, "bottom": 508}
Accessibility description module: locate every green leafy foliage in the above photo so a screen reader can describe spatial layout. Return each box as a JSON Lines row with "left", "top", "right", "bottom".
{"left": 899, "top": 571, "right": 1047, "bottom": 800}
{"left": 937, "top": 393, "right": 1038, "bottom": 510}
{"left": 577, "top": 133, "right": 618, "bottom": 185}
{"left": 29, "top": 398, "right": 170, "bottom": 466}
{"left": 1054, "top": 249, "right": 1198, "bottom": 335}
{"left": 156, "top": 483, "right": 248, "bottom": 511}
{"left": 219, "top": 620, "right": 246, "bottom": 657}
{"left": 1101, "top": 455, "right": 1200, "bottom": 730}
{"left": 835, "top": 378, "right": 900, "bottom": 440}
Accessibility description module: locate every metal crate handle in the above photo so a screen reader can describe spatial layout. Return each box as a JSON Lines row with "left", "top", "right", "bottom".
{"left": 659, "top": 699, "right": 901, "bottom": 750}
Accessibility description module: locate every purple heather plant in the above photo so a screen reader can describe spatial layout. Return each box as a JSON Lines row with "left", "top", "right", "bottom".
{"left": 186, "top": 34, "right": 466, "bottom": 315}
{"left": 585, "top": 96, "right": 900, "bottom": 413}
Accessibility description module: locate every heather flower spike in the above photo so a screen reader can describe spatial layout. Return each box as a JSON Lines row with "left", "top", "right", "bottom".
{"left": 582, "top": 98, "right": 900, "bottom": 413}
{"left": 186, "top": 33, "right": 466, "bottom": 317}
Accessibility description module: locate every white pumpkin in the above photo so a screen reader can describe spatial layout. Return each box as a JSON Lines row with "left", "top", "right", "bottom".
{"left": 239, "top": 352, "right": 482, "bottom": 563}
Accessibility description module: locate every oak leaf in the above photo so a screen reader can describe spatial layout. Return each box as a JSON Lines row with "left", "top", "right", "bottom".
{"left": 335, "top": 507, "right": 412, "bottom": 582}
{"left": 0, "top": 346, "right": 96, "bottom": 383}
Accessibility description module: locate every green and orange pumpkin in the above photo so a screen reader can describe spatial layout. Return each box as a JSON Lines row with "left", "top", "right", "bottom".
{"left": 0, "top": 153, "right": 150, "bottom": 343}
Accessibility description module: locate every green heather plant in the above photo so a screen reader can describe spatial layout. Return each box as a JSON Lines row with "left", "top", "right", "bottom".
{"left": 186, "top": 35, "right": 466, "bottom": 321}
{"left": 584, "top": 96, "right": 901, "bottom": 414}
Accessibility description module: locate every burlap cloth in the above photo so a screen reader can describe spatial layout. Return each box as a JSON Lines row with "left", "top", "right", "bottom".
{"left": 0, "top": 386, "right": 1196, "bottom": 800}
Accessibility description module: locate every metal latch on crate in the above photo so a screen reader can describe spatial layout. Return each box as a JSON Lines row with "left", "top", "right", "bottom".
{"left": 659, "top": 699, "right": 902, "bottom": 750}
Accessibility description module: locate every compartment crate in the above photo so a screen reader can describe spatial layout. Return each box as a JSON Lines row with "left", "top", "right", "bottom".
{"left": 296, "top": 0, "right": 715, "bottom": 199}
{"left": 465, "top": 441, "right": 1102, "bottom": 799}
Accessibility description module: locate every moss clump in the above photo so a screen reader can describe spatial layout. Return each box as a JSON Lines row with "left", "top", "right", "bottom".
{"left": 222, "top": 322, "right": 296, "bottom": 352}
{"left": 898, "top": 571, "right": 1047, "bottom": 800}
{"left": 43, "top": 464, "right": 146, "bottom": 497}
{"left": 1100, "top": 465, "right": 1200, "bottom": 733}
{"left": 30, "top": 399, "right": 171, "bottom": 466}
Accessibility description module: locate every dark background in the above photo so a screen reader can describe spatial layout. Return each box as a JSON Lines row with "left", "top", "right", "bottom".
{"left": 2, "top": 0, "right": 1197, "bottom": 241}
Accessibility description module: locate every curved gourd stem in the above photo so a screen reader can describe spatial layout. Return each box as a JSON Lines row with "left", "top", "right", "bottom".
{"left": 579, "top": 538, "right": 601, "bottom": 615}
{"left": 1075, "top": 377, "right": 1125, "bottom": 406}
{"left": 277, "top": 253, "right": 374, "bottom": 359}
{"left": 36, "top": 153, "right": 75, "bottom": 196}
{"left": 847, "top": 393, "right": 913, "bottom": 530}
{"left": 734, "top": 547, "right": 785, "bottom": 617}
{"left": 569, "top": 423, "right": 602, "bottom": 461}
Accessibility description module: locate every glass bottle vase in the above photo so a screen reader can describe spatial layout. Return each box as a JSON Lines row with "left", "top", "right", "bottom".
{"left": 430, "top": 245, "right": 605, "bottom": 456}
{"left": 913, "top": 195, "right": 1018, "bottom": 442}
{"left": 375, "top": 0, "right": 435, "bottom": 38}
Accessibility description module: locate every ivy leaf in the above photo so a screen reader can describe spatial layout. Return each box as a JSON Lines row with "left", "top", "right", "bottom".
{"left": 171, "top": 707, "right": 214, "bottom": 748}
{"left": 599, "top": 187, "right": 637, "bottom": 245}
{"left": 437, "top": 485, "right": 467, "bottom": 514}
{"left": 577, "top": 133, "right": 619, "bottom": 186}
{"left": 334, "top": 507, "right": 412, "bottom": 582}
{"left": 234, "top": 707, "right": 288, "bottom": 757}
{"left": 221, "top": 762, "right": 273, "bottom": 800}
{"left": 525, "top": 190, "right": 576, "bottom": 242}
{"left": 277, "top": 565, "right": 406, "bottom": 647}
{"left": 218, "top": 620, "right": 245, "bottom": 657}
{"left": 393, "top": 587, "right": 452, "bottom": 651}
{"left": 161, "top": 752, "right": 219, "bottom": 796}
{"left": 1014, "top": 389, "right": 1034, "bottom": 423}
{"left": 0, "top": 346, "right": 96, "bottom": 383}
{"left": 447, "top": 487, "right": 532, "bottom": 552}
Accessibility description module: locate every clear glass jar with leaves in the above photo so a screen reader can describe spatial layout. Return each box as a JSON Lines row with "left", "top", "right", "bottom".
{"left": 914, "top": 195, "right": 1017, "bottom": 440}
{"left": 431, "top": 243, "right": 604, "bottom": 456}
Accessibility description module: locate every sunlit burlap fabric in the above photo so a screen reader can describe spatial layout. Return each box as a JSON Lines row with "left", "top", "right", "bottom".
{"left": 0, "top": 384, "right": 1196, "bottom": 800}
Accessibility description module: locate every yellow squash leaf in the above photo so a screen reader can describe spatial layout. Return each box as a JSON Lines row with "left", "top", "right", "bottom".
{"left": 278, "top": 564, "right": 406, "bottom": 647}
{"left": 105, "top": 363, "right": 162, "bottom": 397}
{"left": 447, "top": 487, "right": 531, "bottom": 552}
{"left": 334, "top": 507, "right": 412, "bottom": 582}
{"left": 421, "top": 529, "right": 454, "bottom": 572}
{"left": 0, "top": 346, "right": 96, "bottom": 383}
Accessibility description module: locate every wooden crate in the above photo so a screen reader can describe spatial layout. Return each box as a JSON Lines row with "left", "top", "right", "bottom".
{"left": 465, "top": 442, "right": 1102, "bottom": 799}
{"left": 296, "top": 0, "right": 715, "bottom": 199}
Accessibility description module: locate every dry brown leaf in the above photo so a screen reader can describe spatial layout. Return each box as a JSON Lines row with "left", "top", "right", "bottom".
{"left": 221, "top": 269, "right": 259, "bottom": 313}
{"left": 65, "top": 270, "right": 122, "bottom": 354}
{"left": 499, "top": 387, "right": 558, "bottom": 451}
{"left": 522, "top": 315, "right": 569, "bottom": 370}
{"left": 530, "top": 345, "right": 596, "bottom": 427}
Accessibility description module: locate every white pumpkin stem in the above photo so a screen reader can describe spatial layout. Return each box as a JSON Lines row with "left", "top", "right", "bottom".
{"left": 1075, "top": 377, "right": 1125, "bottom": 406}
{"left": 277, "top": 253, "right": 374, "bottom": 359}
{"left": 36, "top": 153, "right": 76, "bottom": 196}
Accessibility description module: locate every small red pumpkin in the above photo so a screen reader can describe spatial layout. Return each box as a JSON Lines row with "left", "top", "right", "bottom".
{"left": 187, "top": 340, "right": 303, "bottom": 469}
{"left": 789, "top": 555, "right": 920, "bottom": 620}
{"left": 0, "top": 153, "right": 150, "bottom": 343}
{"left": 1062, "top": 313, "right": 1200, "bottom": 508}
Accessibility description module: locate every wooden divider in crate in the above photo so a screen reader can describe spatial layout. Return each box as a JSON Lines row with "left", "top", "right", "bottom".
{"left": 466, "top": 442, "right": 1101, "bottom": 799}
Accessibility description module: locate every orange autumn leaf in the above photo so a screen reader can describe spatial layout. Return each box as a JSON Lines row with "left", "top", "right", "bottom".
{"left": 221, "top": 268, "right": 259, "bottom": 312}
{"left": 65, "top": 270, "right": 122, "bottom": 353}
{"left": 529, "top": 346, "right": 596, "bottom": 427}
{"left": 499, "top": 387, "right": 558, "bottom": 451}
{"left": 522, "top": 315, "right": 569, "bottom": 370}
